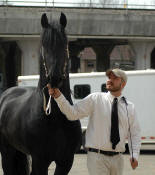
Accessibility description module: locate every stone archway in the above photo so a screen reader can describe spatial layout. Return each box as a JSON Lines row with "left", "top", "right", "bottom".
{"left": 69, "top": 39, "right": 128, "bottom": 73}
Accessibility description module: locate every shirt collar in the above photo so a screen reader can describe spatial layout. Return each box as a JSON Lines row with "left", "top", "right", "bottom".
{"left": 107, "top": 91, "right": 123, "bottom": 103}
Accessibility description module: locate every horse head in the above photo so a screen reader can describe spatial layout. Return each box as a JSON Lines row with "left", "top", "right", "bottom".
{"left": 41, "top": 13, "right": 68, "bottom": 88}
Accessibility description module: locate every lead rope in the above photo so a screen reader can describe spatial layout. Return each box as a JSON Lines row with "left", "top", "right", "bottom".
{"left": 45, "top": 95, "right": 52, "bottom": 115}
{"left": 42, "top": 87, "right": 52, "bottom": 116}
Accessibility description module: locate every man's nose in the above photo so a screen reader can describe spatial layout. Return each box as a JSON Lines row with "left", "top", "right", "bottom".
{"left": 107, "top": 79, "right": 112, "bottom": 82}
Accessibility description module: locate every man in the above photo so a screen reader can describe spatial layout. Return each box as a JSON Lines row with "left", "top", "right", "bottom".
{"left": 47, "top": 68, "right": 141, "bottom": 175}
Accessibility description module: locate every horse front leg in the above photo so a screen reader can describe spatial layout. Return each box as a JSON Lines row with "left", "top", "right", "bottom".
{"left": 54, "top": 154, "right": 74, "bottom": 175}
{"left": 0, "top": 139, "right": 29, "bottom": 175}
{"left": 30, "top": 156, "right": 51, "bottom": 175}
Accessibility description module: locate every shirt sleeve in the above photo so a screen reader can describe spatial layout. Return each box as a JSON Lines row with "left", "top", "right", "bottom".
{"left": 54, "top": 93, "right": 94, "bottom": 121}
{"left": 128, "top": 104, "right": 141, "bottom": 160}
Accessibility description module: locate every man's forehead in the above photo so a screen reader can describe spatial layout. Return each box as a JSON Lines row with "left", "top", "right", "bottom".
{"left": 108, "top": 72, "right": 117, "bottom": 77}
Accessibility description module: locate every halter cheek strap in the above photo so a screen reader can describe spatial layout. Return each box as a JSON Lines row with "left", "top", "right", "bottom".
{"left": 41, "top": 46, "right": 49, "bottom": 78}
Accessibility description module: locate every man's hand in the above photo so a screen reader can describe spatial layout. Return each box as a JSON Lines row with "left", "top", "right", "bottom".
{"left": 130, "top": 158, "right": 138, "bottom": 170}
{"left": 47, "top": 84, "right": 61, "bottom": 98}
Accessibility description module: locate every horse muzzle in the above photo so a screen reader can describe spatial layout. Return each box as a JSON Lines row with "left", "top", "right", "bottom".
{"left": 49, "top": 76, "right": 63, "bottom": 88}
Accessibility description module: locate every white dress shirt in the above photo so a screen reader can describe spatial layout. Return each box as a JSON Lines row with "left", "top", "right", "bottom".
{"left": 55, "top": 91, "right": 141, "bottom": 160}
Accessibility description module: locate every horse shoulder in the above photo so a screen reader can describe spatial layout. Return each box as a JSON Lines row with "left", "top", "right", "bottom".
{"left": 0, "top": 86, "right": 38, "bottom": 117}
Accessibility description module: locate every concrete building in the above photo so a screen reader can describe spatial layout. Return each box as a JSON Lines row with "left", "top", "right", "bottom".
{"left": 0, "top": 6, "right": 155, "bottom": 92}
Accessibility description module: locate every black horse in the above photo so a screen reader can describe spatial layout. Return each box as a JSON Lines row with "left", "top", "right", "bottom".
{"left": 0, "top": 13, "right": 82, "bottom": 175}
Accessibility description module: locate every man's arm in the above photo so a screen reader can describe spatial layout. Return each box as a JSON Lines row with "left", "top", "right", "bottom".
{"left": 128, "top": 104, "right": 141, "bottom": 169}
{"left": 47, "top": 84, "right": 93, "bottom": 120}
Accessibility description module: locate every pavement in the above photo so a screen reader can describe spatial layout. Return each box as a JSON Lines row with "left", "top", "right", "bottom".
{"left": 48, "top": 153, "right": 155, "bottom": 175}
{"left": 0, "top": 152, "right": 155, "bottom": 175}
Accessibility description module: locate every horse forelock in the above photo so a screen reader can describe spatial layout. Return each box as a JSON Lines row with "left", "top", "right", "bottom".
{"left": 41, "top": 21, "right": 67, "bottom": 52}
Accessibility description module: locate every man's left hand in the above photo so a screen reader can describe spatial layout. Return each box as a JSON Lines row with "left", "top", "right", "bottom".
{"left": 130, "top": 158, "right": 138, "bottom": 170}
{"left": 47, "top": 84, "right": 61, "bottom": 98}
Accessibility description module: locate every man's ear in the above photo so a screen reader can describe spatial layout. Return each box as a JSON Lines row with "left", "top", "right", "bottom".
{"left": 121, "top": 81, "right": 126, "bottom": 88}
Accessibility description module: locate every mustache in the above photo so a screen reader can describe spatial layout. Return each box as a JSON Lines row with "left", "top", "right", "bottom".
{"left": 107, "top": 82, "right": 113, "bottom": 86}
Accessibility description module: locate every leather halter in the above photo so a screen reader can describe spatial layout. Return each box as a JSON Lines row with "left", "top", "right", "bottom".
{"left": 41, "top": 46, "right": 49, "bottom": 78}
{"left": 41, "top": 44, "right": 69, "bottom": 115}
{"left": 41, "top": 45, "right": 69, "bottom": 81}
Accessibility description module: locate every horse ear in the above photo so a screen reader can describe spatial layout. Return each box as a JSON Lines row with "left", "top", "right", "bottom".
{"left": 41, "top": 13, "right": 49, "bottom": 28}
{"left": 60, "top": 12, "right": 67, "bottom": 28}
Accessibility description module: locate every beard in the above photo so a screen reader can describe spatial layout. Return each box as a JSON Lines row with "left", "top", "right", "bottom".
{"left": 106, "top": 83, "right": 122, "bottom": 92}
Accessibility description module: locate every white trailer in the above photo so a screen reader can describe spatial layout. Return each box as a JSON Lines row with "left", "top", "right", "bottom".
{"left": 18, "top": 70, "right": 155, "bottom": 145}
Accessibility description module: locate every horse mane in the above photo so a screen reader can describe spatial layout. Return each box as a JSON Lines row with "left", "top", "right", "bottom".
{"left": 41, "top": 21, "right": 67, "bottom": 53}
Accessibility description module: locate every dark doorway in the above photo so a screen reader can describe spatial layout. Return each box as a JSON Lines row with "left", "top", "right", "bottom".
{"left": 151, "top": 48, "right": 155, "bottom": 69}
{"left": 0, "top": 41, "right": 21, "bottom": 94}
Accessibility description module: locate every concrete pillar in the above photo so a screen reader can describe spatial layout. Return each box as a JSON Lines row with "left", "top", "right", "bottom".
{"left": 130, "top": 41, "right": 154, "bottom": 70}
{"left": 80, "top": 59, "right": 84, "bottom": 73}
{"left": 93, "top": 45, "right": 114, "bottom": 72}
{"left": 17, "top": 39, "right": 40, "bottom": 75}
{"left": 0, "top": 41, "right": 21, "bottom": 88}
{"left": 69, "top": 43, "right": 84, "bottom": 73}
{"left": 0, "top": 44, "right": 6, "bottom": 92}
{"left": 151, "top": 48, "right": 155, "bottom": 68}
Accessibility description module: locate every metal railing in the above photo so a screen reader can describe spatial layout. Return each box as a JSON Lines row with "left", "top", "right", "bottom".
{"left": 0, "top": 0, "right": 155, "bottom": 9}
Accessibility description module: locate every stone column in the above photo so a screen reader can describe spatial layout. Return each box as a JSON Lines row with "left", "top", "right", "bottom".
{"left": 92, "top": 45, "right": 115, "bottom": 72}
{"left": 17, "top": 39, "right": 40, "bottom": 75}
{"left": 1, "top": 41, "right": 21, "bottom": 88}
{"left": 130, "top": 41, "right": 154, "bottom": 70}
{"left": 69, "top": 43, "right": 84, "bottom": 73}
{"left": 0, "top": 44, "right": 6, "bottom": 92}
{"left": 151, "top": 48, "right": 155, "bottom": 69}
